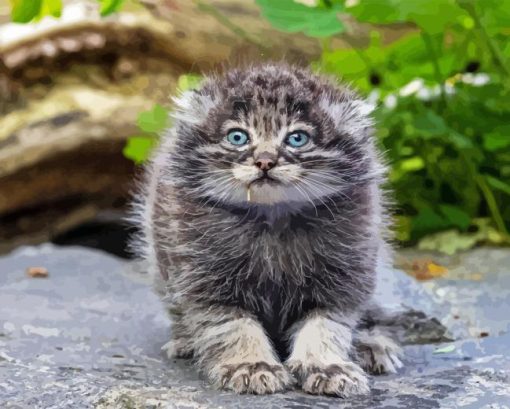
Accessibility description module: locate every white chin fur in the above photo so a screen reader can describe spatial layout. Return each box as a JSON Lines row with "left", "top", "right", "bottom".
{"left": 247, "top": 182, "right": 295, "bottom": 204}
{"left": 220, "top": 183, "right": 315, "bottom": 206}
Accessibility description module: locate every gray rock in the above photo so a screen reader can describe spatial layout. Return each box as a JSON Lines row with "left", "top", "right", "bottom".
{"left": 398, "top": 247, "right": 510, "bottom": 340}
{"left": 1, "top": 244, "right": 509, "bottom": 408}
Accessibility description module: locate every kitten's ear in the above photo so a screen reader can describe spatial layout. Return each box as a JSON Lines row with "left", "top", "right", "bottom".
{"left": 171, "top": 90, "right": 216, "bottom": 126}
{"left": 319, "top": 95, "right": 375, "bottom": 137}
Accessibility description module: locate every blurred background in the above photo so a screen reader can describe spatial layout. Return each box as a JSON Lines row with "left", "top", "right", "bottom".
{"left": 1, "top": 0, "right": 509, "bottom": 260}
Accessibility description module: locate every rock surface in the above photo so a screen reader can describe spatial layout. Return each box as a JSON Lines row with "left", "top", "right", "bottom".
{"left": 1, "top": 244, "right": 509, "bottom": 408}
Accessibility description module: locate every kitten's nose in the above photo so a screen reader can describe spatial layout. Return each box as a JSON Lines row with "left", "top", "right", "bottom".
{"left": 255, "top": 152, "right": 276, "bottom": 171}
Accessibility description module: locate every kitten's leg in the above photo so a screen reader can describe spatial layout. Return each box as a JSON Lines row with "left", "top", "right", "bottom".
{"left": 160, "top": 300, "right": 195, "bottom": 359}
{"left": 354, "top": 328, "right": 403, "bottom": 375}
{"left": 189, "top": 305, "right": 293, "bottom": 394}
{"left": 162, "top": 316, "right": 194, "bottom": 359}
{"left": 285, "top": 310, "right": 369, "bottom": 397}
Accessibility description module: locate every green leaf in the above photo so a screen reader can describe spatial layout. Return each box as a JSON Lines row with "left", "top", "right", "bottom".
{"left": 10, "top": 0, "right": 42, "bottom": 23}
{"left": 390, "top": 156, "right": 425, "bottom": 182}
{"left": 486, "top": 176, "right": 510, "bottom": 196}
{"left": 399, "top": 0, "right": 467, "bottom": 34}
{"left": 319, "top": 48, "right": 367, "bottom": 80}
{"left": 99, "top": 0, "right": 125, "bottom": 16}
{"left": 38, "top": 0, "right": 62, "bottom": 19}
{"left": 413, "top": 110, "right": 472, "bottom": 148}
{"left": 433, "top": 344, "right": 456, "bottom": 354}
{"left": 439, "top": 205, "right": 471, "bottom": 230}
{"left": 411, "top": 207, "right": 451, "bottom": 238}
{"left": 400, "top": 156, "right": 425, "bottom": 172}
{"left": 348, "top": 0, "right": 402, "bottom": 24}
{"left": 256, "top": 0, "right": 344, "bottom": 37}
{"left": 448, "top": 132, "right": 473, "bottom": 149}
{"left": 483, "top": 127, "right": 510, "bottom": 151}
{"left": 419, "top": 230, "right": 480, "bottom": 255}
{"left": 123, "top": 136, "right": 157, "bottom": 165}
{"left": 137, "top": 105, "right": 169, "bottom": 134}
{"left": 349, "top": 0, "right": 467, "bottom": 33}
{"left": 418, "top": 218, "right": 508, "bottom": 254}
{"left": 177, "top": 74, "right": 203, "bottom": 92}
{"left": 413, "top": 110, "right": 448, "bottom": 136}
{"left": 473, "top": 0, "right": 510, "bottom": 34}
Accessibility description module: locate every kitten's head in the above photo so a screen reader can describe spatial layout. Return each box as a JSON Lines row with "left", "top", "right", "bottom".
{"left": 167, "top": 64, "right": 384, "bottom": 209}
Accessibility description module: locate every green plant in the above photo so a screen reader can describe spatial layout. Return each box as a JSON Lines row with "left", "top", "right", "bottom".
{"left": 123, "top": 104, "right": 168, "bottom": 164}
{"left": 256, "top": 0, "right": 510, "bottom": 246}
{"left": 8, "top": 0, "right": 125, "bottom": 22}
{"left": 123, "top": 74, "right": 202, "bottom": 164}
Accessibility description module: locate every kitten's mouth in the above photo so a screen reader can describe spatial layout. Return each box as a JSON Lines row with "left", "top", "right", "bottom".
{"left": 245, "top": 174, "right": 282, "bottom": 203}
{"left": 249, "top": 174, "right": 278, "bottom": 187}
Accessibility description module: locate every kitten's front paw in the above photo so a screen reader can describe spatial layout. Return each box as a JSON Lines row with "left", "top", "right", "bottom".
{"left": 215, "top": 362, "right": 294, "bottom": 394}
{"left": 359, "top": 345, "right": 403, "bottom": 375}
{"left": 286, "top": 360, "right": 369, "bottom": 397}
{"left": 356, "top": 334, "right": 403, "bottom": 375}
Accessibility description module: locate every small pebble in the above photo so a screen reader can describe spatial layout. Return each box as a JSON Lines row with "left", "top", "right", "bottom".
{"left": 26, "top": 267, "right": 49, "bottom": 278}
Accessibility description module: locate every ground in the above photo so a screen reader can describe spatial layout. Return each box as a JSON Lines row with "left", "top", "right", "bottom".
{"left": 1, "top": 244, "right": 509, "bottom": 408}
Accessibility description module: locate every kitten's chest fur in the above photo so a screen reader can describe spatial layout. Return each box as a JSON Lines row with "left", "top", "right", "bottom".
{"left": 172, "top": 203, "right": 374, "bottom": 340}
{"left": 224, "top": 219, "right": 326, "bottom": 351}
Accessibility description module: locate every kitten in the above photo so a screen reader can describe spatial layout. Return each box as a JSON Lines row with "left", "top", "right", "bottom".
{"left": 132, "top": 63, "right": 402, "bottom": 396}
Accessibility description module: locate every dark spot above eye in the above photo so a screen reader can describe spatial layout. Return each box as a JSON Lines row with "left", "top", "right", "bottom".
{"left": 292, "top": 101, "right": 308, "bottom": 115}
{"left": 233, "top": 100, "right": 249, "bottom": 114}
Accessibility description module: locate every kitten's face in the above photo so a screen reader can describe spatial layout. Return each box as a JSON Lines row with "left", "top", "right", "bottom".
{"left": 171, "top": 67, "right": 378, "bottom": 209}
{"left": 194, "top": 103, "right": 343, "bottom": 206}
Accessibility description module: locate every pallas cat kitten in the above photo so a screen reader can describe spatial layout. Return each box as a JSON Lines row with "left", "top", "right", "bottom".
{"left": 133, "top": 63, "right": 402, "bottom": 396}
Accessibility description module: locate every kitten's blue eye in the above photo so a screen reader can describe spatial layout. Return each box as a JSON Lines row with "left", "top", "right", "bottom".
{"left": 226, "top": 129, "right": 249, "bottom": 146}
{"left": 285, "top": 131, "right": 309, "bottom": 148}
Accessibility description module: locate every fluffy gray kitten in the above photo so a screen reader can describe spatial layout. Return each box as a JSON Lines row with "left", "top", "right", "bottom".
{"left": 133, "top": 63, "right": 402, "bottom": 396}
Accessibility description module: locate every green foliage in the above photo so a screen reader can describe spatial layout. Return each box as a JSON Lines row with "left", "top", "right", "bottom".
{"left": 123, "top": 135, "right": 158, "bottom": 165}
{"left": 259, "top": 0, "right": 510, "bottom": 247}
{"left": 8, "top": 0, "right": 123, "bottom": 22}
{"left": 419, "top": 218, "right": 507, "bottom": 255}
{"left": 98, "top": 0, "right": 126, "bottom": 17}
{"left": 374, "top": 78, "right": 510, "bottom": 244}
{"left": 137, "top": 104, "right": 168, "bottom": 134}
{"left": 256, "top": 0, "right": 345, "bottom": 37}
{"left": 123, "top": 104, "right": 168, "bottom": 165}
{"left": 487, "top": 176, "right": 510, "bottom": 196}
{"left": 40, "top": 0, "right": 62, "bottom": 19}
{"left": 349, "top": 0, "right": 469, "bottom": 34}
{"left": 123, "top": 74, "right": 203, "bottom": 164}
{"left": 10, "top": 0, "right": 42, "bottom": 23}
{"left": 177, "top": 74, "right": 203, "bottom": 92}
